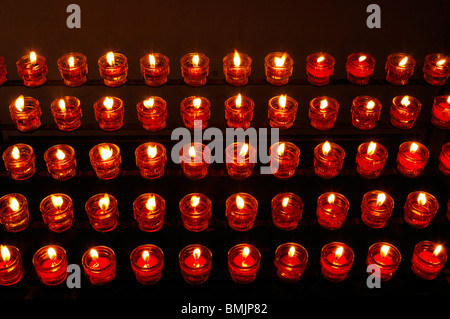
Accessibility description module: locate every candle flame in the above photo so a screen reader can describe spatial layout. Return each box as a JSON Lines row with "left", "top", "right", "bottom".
{"left": 146, "top": 196, "right": 156, "bottom": 211}
{"left": 274, "top": 53, "right": 287, "bottom": 67}
{"left": 399, "top": 57, "right": 408, "bottom": 67}
{"left": 367, "top": 100, "right": 375, "bottom": 110}
{"left": 30, "top": 51, "right": 37, "bottom": 64}
{"left": 103, "top": 97, "right": 114, "bottom": 110}
{"left": 192, "top": 54, "right": 199, "bottom": 66}
{"left": 193, "top": 248, "right": 201, "bottom": 261}
{"left": 367, "top": 142, "right": 377, "bottom": 156}
{"left": 189, "top": 146, "right": 196, "bottom": 158}
{"left": 51, "top": 195, "right": 64, "bottom": 209}
{"left": 437, "top": 59, "right": 446, "bottom": 66}
{"left": 417, "top": 192, "right": 427, "bottom": 205}
{"left": 282, "top": 197, "right": 289, "bottom": 208}
{"left": 233, "top": 50, "right": 241, "bottom": 67}
{"left": 242, "top": 247, "right": 250, "bottom": 259}
{"left": 380, "top": 245, "right": 390, "bottom": 258}
{"left": 68, "top": 56, "right": 75, "bottom": 68}
{"left": 410, "top": 142, "right": 419, "bottom": 154}
{"left": 236, "top": 195, "right": 245, "bottom": 209}
{"left": 106, "top": 52, "right": 115, "bottom": 66}
{"left": 401, "top": 96, "right": 410, "bottom": 107}
{"left": 143, "top": 98, "right": 154, "bottom": 108}
{"left": 90, "top": 249, "right": 99, "bottom": 261}
{"left": 239, "top": 143, "right": 249, "bottom": 157}
{"left": 59, "top": 99, "right": 66, "bottom": 112}
{"left": 142, "top": 250, "right": 150, "bottom": 264}
{"left": 335, "top": 246, "right": 344, "bottom": 260}
{"left": 376, "top": 193, "right": 386, "bottom": 206}
{"left": 279, "top": 95, "right": 287, "bottom": 108}
{"left": 236, "top": 94, "right": 242, "bottom": 108}
{"left": 432, "top": 245, "right": 442, "bottom": 258}
{"left": 193, "top": 98, "right": 201, "bottom": 109}
{"left": 1, "top": 246, "right": 10, "bottom": 263}
{"left": 99, "top": 193, "right": 110, "bottom": 210}
{"left": 191, "top": 195, "right": 200, "bottom": 207}
{"left": 149, "top": 54, "right": 156, "bottom": 68}
{"left": 288, "top": 246, "right": 296, "bottom": 258}
{"left": 317, "top": 56, "right": 325, "bottom": 63}
{"left": 277, "top": 143, "right": 285, "bottom": 156}
{"left": 358, "top": 55, "right": 367, "bottom": 62}
{"left": 147, "top": 145, "right": 157, "bottom": 158}
{"left": 100, "top": 145, "right": 113, "bottom": 160}
{"left": 9, "top": 198, "right": 20, "bottom": 212}
{"left": 328, "top": 194, "right": 335, "bottom": 205}
{"left": 322, "top": 141, "right": 331, "bottom": 156}
{"left": 11, "top": 147, "right": 20, "bottom": 160}
{"left": 48, "top": 247, "right": 57, "bottom": 262}
{"left": 15, "top": 95, "right": 25, "bottom": 112}
{"left": 56, "top": 149, "right": 66, "bottom": 160}
{"left": 320, "top": 99, "right": 328, "bottom": 110}
{"left": 447, "top": 96, "right": 450, "bottom": 104}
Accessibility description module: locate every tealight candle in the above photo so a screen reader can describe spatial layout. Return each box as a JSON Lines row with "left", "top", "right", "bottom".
{"left": 140, "top": 52, "right": 170, "bottom": 86}
{"left": 57, "top": 52, "right": 88, "bottom": 87}
{"left": 274, "top": 243, "right": 308, "bottom": 283}
{"left": 50, "top": 96, "right": 82, "bottom": 131}
{"left": 98, "top": 51, "right": 128, "bottom": 87}
{"left": 438, "top": 142, "right": 450, "bottom": 176}
{"left": 39, "top": 193, "right": 74, "bottom": 232}
{"left": 136, "top": 97, "right": 168, "bottom": 131}
{"left": 82, "top": 246, "right": 116, "bottom": 285}
{"left": 411, "top": 241, "right": 447, "bottom": 280}
{"left": 271, "top": 192, "right": 303, "bottom": 230}
{"left": 43, "top": 144, "right": 77, "bottom": 181}
{"left": 228, "top": 244, "right": 261, "bottom": 284}
{"left": 366, "top": 242, "right": 401, "bottom": 282}
{"left": 355, "top": 141, "right": 388, "bottom": 179}
{"left": 320, "top": 242, "right": 354, "bottom": 282}
{"left": 423, "top": 53, "right": 450, "bottom": 86}
{"left": 308, "top": 96, "right": 340, "bottom": 130}
{"left": 133, "top": 193, "right": 165, "bottom": 232}
{"left": 223, "top": 50, "right": 252, "bottom": 86}
{"left": 179, "top": 244, "right": 212, "bottom": 284}
{"left": 306, "top": 52, "right": 335, "bottom": 86}
{"left": 390, "top": 95, "right": 422, "bottom": 129}
{"left": 351, "top": 96, "right": 382, "bottom": 130}
{"left": 179, "top": 193, "right": 212, "bottom": 232}
{"left": 130, "top": 244, "right": 164, "bottom": 285}
{"left": 32, "top": 245, "right": 68, "bottom": 286}
{"left": 89, "top": 143, "right": 122, "bottom": 180}
{"left": 2, "top": 143, "right": 36, "bottom": 180}
{"left": 345, "top": 52, "right": 376, "bottom": 85}
{"left": 224, "top": 94, "right": 255, "bottom": 129}
{"left": 93, "top": 96, "right": 124, "bottom": 131}
{"left": 269, "top": 142, "right": 300, "bottom": 179}
{"left": 0, "top": 245, "right": 24, "bottom": 286}
{"left": 404, "top": 191, "right": 438, "bottom": 228}
{"left": 16, "top": 51, "right": 48, "bottom": 87}
{"left": 264, "top": 52, "right": 293, "bottom": 86}
{"left": 0, "top": 56, "right": 7, "bottom": 85}
{"left": 225, "top": 142, "right": 256, "bottom": 180}
{"left": 316, "top": 192, "right": 350, "bottom": 230}
{"left": 396, "top": 141, "right": 429, "bottom": 177}
{"left": 313, "top": 141, "right": 345, "bottom": 179}
{"left": 179, "top": 143, "right": 211, "bottom": 179}
{"left": 135, "top": 142, "right": 167, "bottom": 179}
{"left": 226, "top": 193, "right": 258, "bottom": 231}
{"left": 9, "top": 95, "right": 42, "bottom": 132}
{"left": 431, "top": 95, "right": 450, "bottom": 129}
{"left": 360, "top": 190, "right": 394, "bottom": 228}
{"left": 85, "top": 193, "right": 119, "bottom": 232}
{"left": 180, "top": 52, "right": 209, "bottom": 87}
{"left": 385, "top": 53, "right": 415, "bottom": 85}
{"left": 0, "top": 194, "right": 30, "bottom": 232}
{"left": 267, "top": 95, "right": 298, "bottom": 129}
{"left": 180, "top": 96, "right": 211, "bottom": 130}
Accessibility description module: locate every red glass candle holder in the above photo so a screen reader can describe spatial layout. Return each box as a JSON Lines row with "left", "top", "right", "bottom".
{"left": 16, "top": 51, "right": 48, "bottom": 87}
{"left": 313, "top": 141, "right": 345, "bottom": 179}
{"left": 404, "top": 191, "right": 438, "bottom": 228}
{"left": 43, "top": 144, "right": 77, "bottom": 181}
{"left": 50, "top": 96, "right": 82, "bottom": 131}
{"left": 423, "top": 53, "right": 450, "bottom": 86}
{"left": 140, "top": 53, "right": 170, "bottom": 86}
{"left": 224, "top": 94, "right": 255, "bottom": 129}
{"left": 308, "top": 96, "right": 339, "bottom": 130}
{"left": 228, "top": 244, "right": 261, "bottom": 284}
{"left": 274, "top": 243, "right": 308, "bottom": 283}
{"left": 438, "top": 142, "right": 450, "bottom": 176}
{"left": 226, "top": 193, "right": 258, "bottom": 231}
{"left": 269, "top": 142, "right": 300, "bottom": 179}
{"left": 57, "top": 52, "right": 88, "bottom": 87}
{"left": 0, "top": 194, "right": 30, "bottom": 232}
{"left": 179, "top": 193, "right": 212, "bottom": 232}
{"left": 268, "top": 95, "right": 298, "bottom": 129}
{"left": 306, "top": 52, "right": 335, "bottom": 86}
{"left": 9, "top": 95, "right": 41, "bottom": 132}
{"left": 316, "top": 192, "right": 350, "bottom": 230}
{"left": 179, "top": 244, "right": 212, "bottom": 284}
{"left": 0, "top": 245, "right": 24, "bottom": 286}
{"left": 223, "top": 50, "right": 252, "bottom": 86}
{"left": 180, "top": 52, "right": 209, "bottom": 87}
{"left": 385, "top": 53, "right": 415, "bottom": 85}
{"left": 271, "top": 192, "right": 303, "bottom": 230}
{"left": 351, "top": 96, "right": 382, "bottom": 130}
{"left": 130, "top": 244, "right": 164, "bottom": 285}
{"left": 32, "top": 245, "right": 68, "bottom": 286}
{"left": 179, "top": 143, "right": 211, "bottom": 179}
{"left": 82, "top": 246, "right": 116, "bottom": 285}
{"left": 2, "top": 143, "right": 36, "bottom": 180}
{"left": 85, "top": 193, "right": 119, "bottom": 232}
{"left": 361, "top": 190, "right": 394, "bottom": 229}
{"left": 0, "top": 56, "right": 7, "bottom": 85}
{"left": 98, "top": 51, "right": 128, "bottom": 87}
{"left": 320, "top": 242, "right": 354, "bottom": 282}
{"left": 39, "top": 194, "right": 74, "bottom": 233}
{"left": 411, "top": 241, "right": 447, "bottom": 280}
{"left": 390, "top": 95, "right": 422, "bottom": 129}
{"left": 431, "top": 95, "right": 450, "bottom": 129}
{"left": 225, "top": 142, "right": 256, "bottom": 180}
{"left": 366, "top": 242, "right": 401, "bottom": 282}
{"left": 89, "top": 143, "right": 122, "bottom": 180}
{"left": 133, "top": 193, "right": 165, "bottom": 232}
{"left": 180, "top": 96, "right": 211, "bottom": 130}
{"left": 136, "top": 97, "right": 167, "bottom": 131}
{"left": 93, "top": 96, "right": 124, "bottom": 131}
{"left": 356, "top": 141, "right": 388, "bottom": 179}
{"left": 346, "top": 52, "right": 376, "bottom": 85}
{"left": 396, "top": 141, "right": 429, "bottom": 177}
{"left": 264, "top": 52, "right": 293, "bottom": 86}
{"left": 135, "top": 142, "right": 167, "bottom": 179}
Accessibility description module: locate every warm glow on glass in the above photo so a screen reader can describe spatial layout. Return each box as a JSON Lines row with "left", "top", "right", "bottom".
{"left": 103, "top": 97, "right": 114, "bottom": 110}
{"left": 146, "top": 196, "right": 156, "bottom": 211}
{"left": 320, "top": 99, "right": 328, "bottom": 110}
{"left": 399, "top": 57, "right": 408, "bottom": 67}
{"left": 9, "top": 198, "right": 20, "bottom": 212}
{"left": 233, "top": 50, "right": 241, "bottom": 67}
{"left": 328, "top": 194, "right": 335, "bottom": 205}
{"left": 277, "top": 143, "right": 285, "bottom": 156}
{"left": 358, "top": 55, "right": 367, "bottom": 62}
{"left": 380, "top": 245, "right": 390, "bottom": 258}
{"left": 322, "top": 141, "right": 331, "bottom": 156}
{"left": 106, "top": 52, "right": 115, "bottom": 66}
{"left": 367, "top": 100, "right": 375, "bottom": 110}
{"left": 192, "top": 54, "right": 199, "bottom": 67}
{"left": 149, "top": 54, "right": 156, "bottom": 68}
{"left": 15, "top": 95, "right": 25, "bottom": 112}
{"left": 236, "top": 195, "right": 245, "bottom": 209}
{"left": 417, "top": 193, "right": 427, "bottom": 206}
{"left": 143, "top": 98, "right": 154, "bottom": 108}
{"left": 11, "top": 147, "right": 20, "bottom": 160}
{"left": 68, "top": 56, "right": 75, "bottom": 68}
{"left": 282, "top": 197, "right": 289, "bottom": 208}
{"left": 56, "top": 149, "right": 66, "bottom": 160}
{"left": 274, "top": 53, "right": 286, "bottom": 67}
{"left": 1, "top": 245, "right": 10, "bottom": 263}
{"left": 191, "top": 196, "right": 200, "bottom": 207}
{"left": 100, "top": 145, "right": 113, "bottom": 160}
{"left": 51, "top": 195, "right": 64, "bottom": 209}
{"left": 147, "top": 145, "right": 157, "bottom": 158}
{"left": 99, "top": 194, "right": 110, "bottom": 210}
{"left": 376, "top": 193, "right": 386, "bottom": 206}
{"left": 401, "top": 96, "right": 410, "bottom": 107}
{"left": 367, "top": 142, "right": 377, "bottom": 156}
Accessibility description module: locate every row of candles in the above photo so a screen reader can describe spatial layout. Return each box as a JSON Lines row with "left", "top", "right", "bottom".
{"left": 3, "top": 51, "right": 450, "bottom": 87}
{"left": 2, "top": 140, "right": 449, "bottom": 181}
{"left": 0, "top": 240, "right": 447, "bottom": 286}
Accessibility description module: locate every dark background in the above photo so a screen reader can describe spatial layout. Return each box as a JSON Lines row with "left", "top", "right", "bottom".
{"left": 0, "top": 0, "right": 449, "bottom": 304}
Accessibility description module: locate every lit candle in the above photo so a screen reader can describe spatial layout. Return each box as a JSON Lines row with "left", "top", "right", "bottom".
{"left": 267, "top": 94, "right": 298, "bottom": 129}
{"left": 271, "top": 192, "right": 304, "bottom": 230}
{"left": 89, "top": 143, "right": 122, "bottom": 180}
{"left": 431, "top": 95, "right": 450, "bottom": 129}
{"left": 269, "top": 142, "right": 300, "bottom": 179}
{"left": 50, "top": 96, "right": 82, "bottom": 131}
{"left": 98, "top": 51, "right": 128, "bottom": 87}
{"left": 224, "top": 93, "right": 255, "bottom": 129}
{"left": 82, "top": 246, "right": 116, "bottom": 285}
{"left": 135, "top": 142, "right": 167, "bottom": 179}
{"left": 0, "top": 245, "right": 24, "bottom": 286}
{"left": 274, "top": 243, "right": 308, "bottom": 283}
{"left": 179, "top": 193, "right": 212, "bottom": 232}
{"left": 9, "top": 95, "right": 42, "bottom": 132}
{"left": 133, "top": 193, "right": 165, "bottom": 232}
{"left": 403, "top": 191, "right": 439, "bottom": 228}
{"left": 320, "top": 242, "right": 354, "bottom": 282}
{"left": 351, "top": 96, "right": 382, "bottom": 130}
{"left": 180, "top": 96, "right": 211, "bottom": 130}
{"left": 180, "top": 52, "right": 209, "bottom": 87}
{"left": 360, "top": 190, "right": 394, "bottom": 228}
{"left": 385, "top": 53, "right": 415, "bottom": 85}
{"left": 438, "top": 142, "right": 450, "bottom": 176}
{"left": 355, "top": 141, "right": 388, "bottom": 179}
{"left": 130, "top": 244, "right": 164, "bottom": 285}
{"left": 228, "top": 244, "right": 261, "bottom": 284}
{"left": 0, "top": 56, "right": 7, "bottom": 85}
{"left": 32, "top": 245, "right": 68, "bottom": 286}
{"left": 2, "top": 143, "right": 36, "bottom": 180}
{"left": 345, "top": 52, "right": 376, "bottom": 85}
{"left": 411, "top": 241, "right": 447, "bottom": 280}
{"left": 423, "top": 53, "right": 450, "bottom": 86}
{"left": 316, "top": 192, "right": 350, "bottom": 230}
{"left": 308, "top": 96, "right": 340, "bottom": 130}
{"left": 43, "top": 144, "right": 77, "bottom": 181}
{"left": 85, "top": 193, "right": 120, "bottom": 232}
{"left": 313, "top": 141, "right": 345, "bottom": 179}
{"left": 396, "top": 141, "right": 429, "bottom": 177}
{"left": 39, "top": 193, "right": 74, "bottom": 233}
{"left": 0, "top": 194, "right": 30, "bottom": 232}
{"left": 223, "top": 50, "right": 252, "bottom": 86}
{"left": 16, "top": 51, "right": 48, "bottom": 87}
{"left": 264, "top": 52, "right": 294, "bottom": 85}
{"left": 225, "top": 142, "right": 256, "bottom": 179}
{"left": 136, "top": 96, "right": 168, "bottom": 131}
{"left": 226, "top": 193, "right": 258, "bottom": 231}
{"left": 57, "top": 52, "right": 88, "bottom": 87}
{"left": 179, "top": 143, "right": 211, "bottom": 179}
{"left": 366, "top": 242, "right": 401, "bottom": 281}
{"left": 93, "top": 96, "right": 124, "bottom": 131}
{"left": 140, "top": 52, "right": 170, "bottom": 86}
{"left": 390, "top": 95, "right": 422, "bottom": 129}
{"left": 179, "top": 245, "right": 212, "bottom": 284}
{"left": 306, "top": 52, "right": 335, "bottom": 86}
